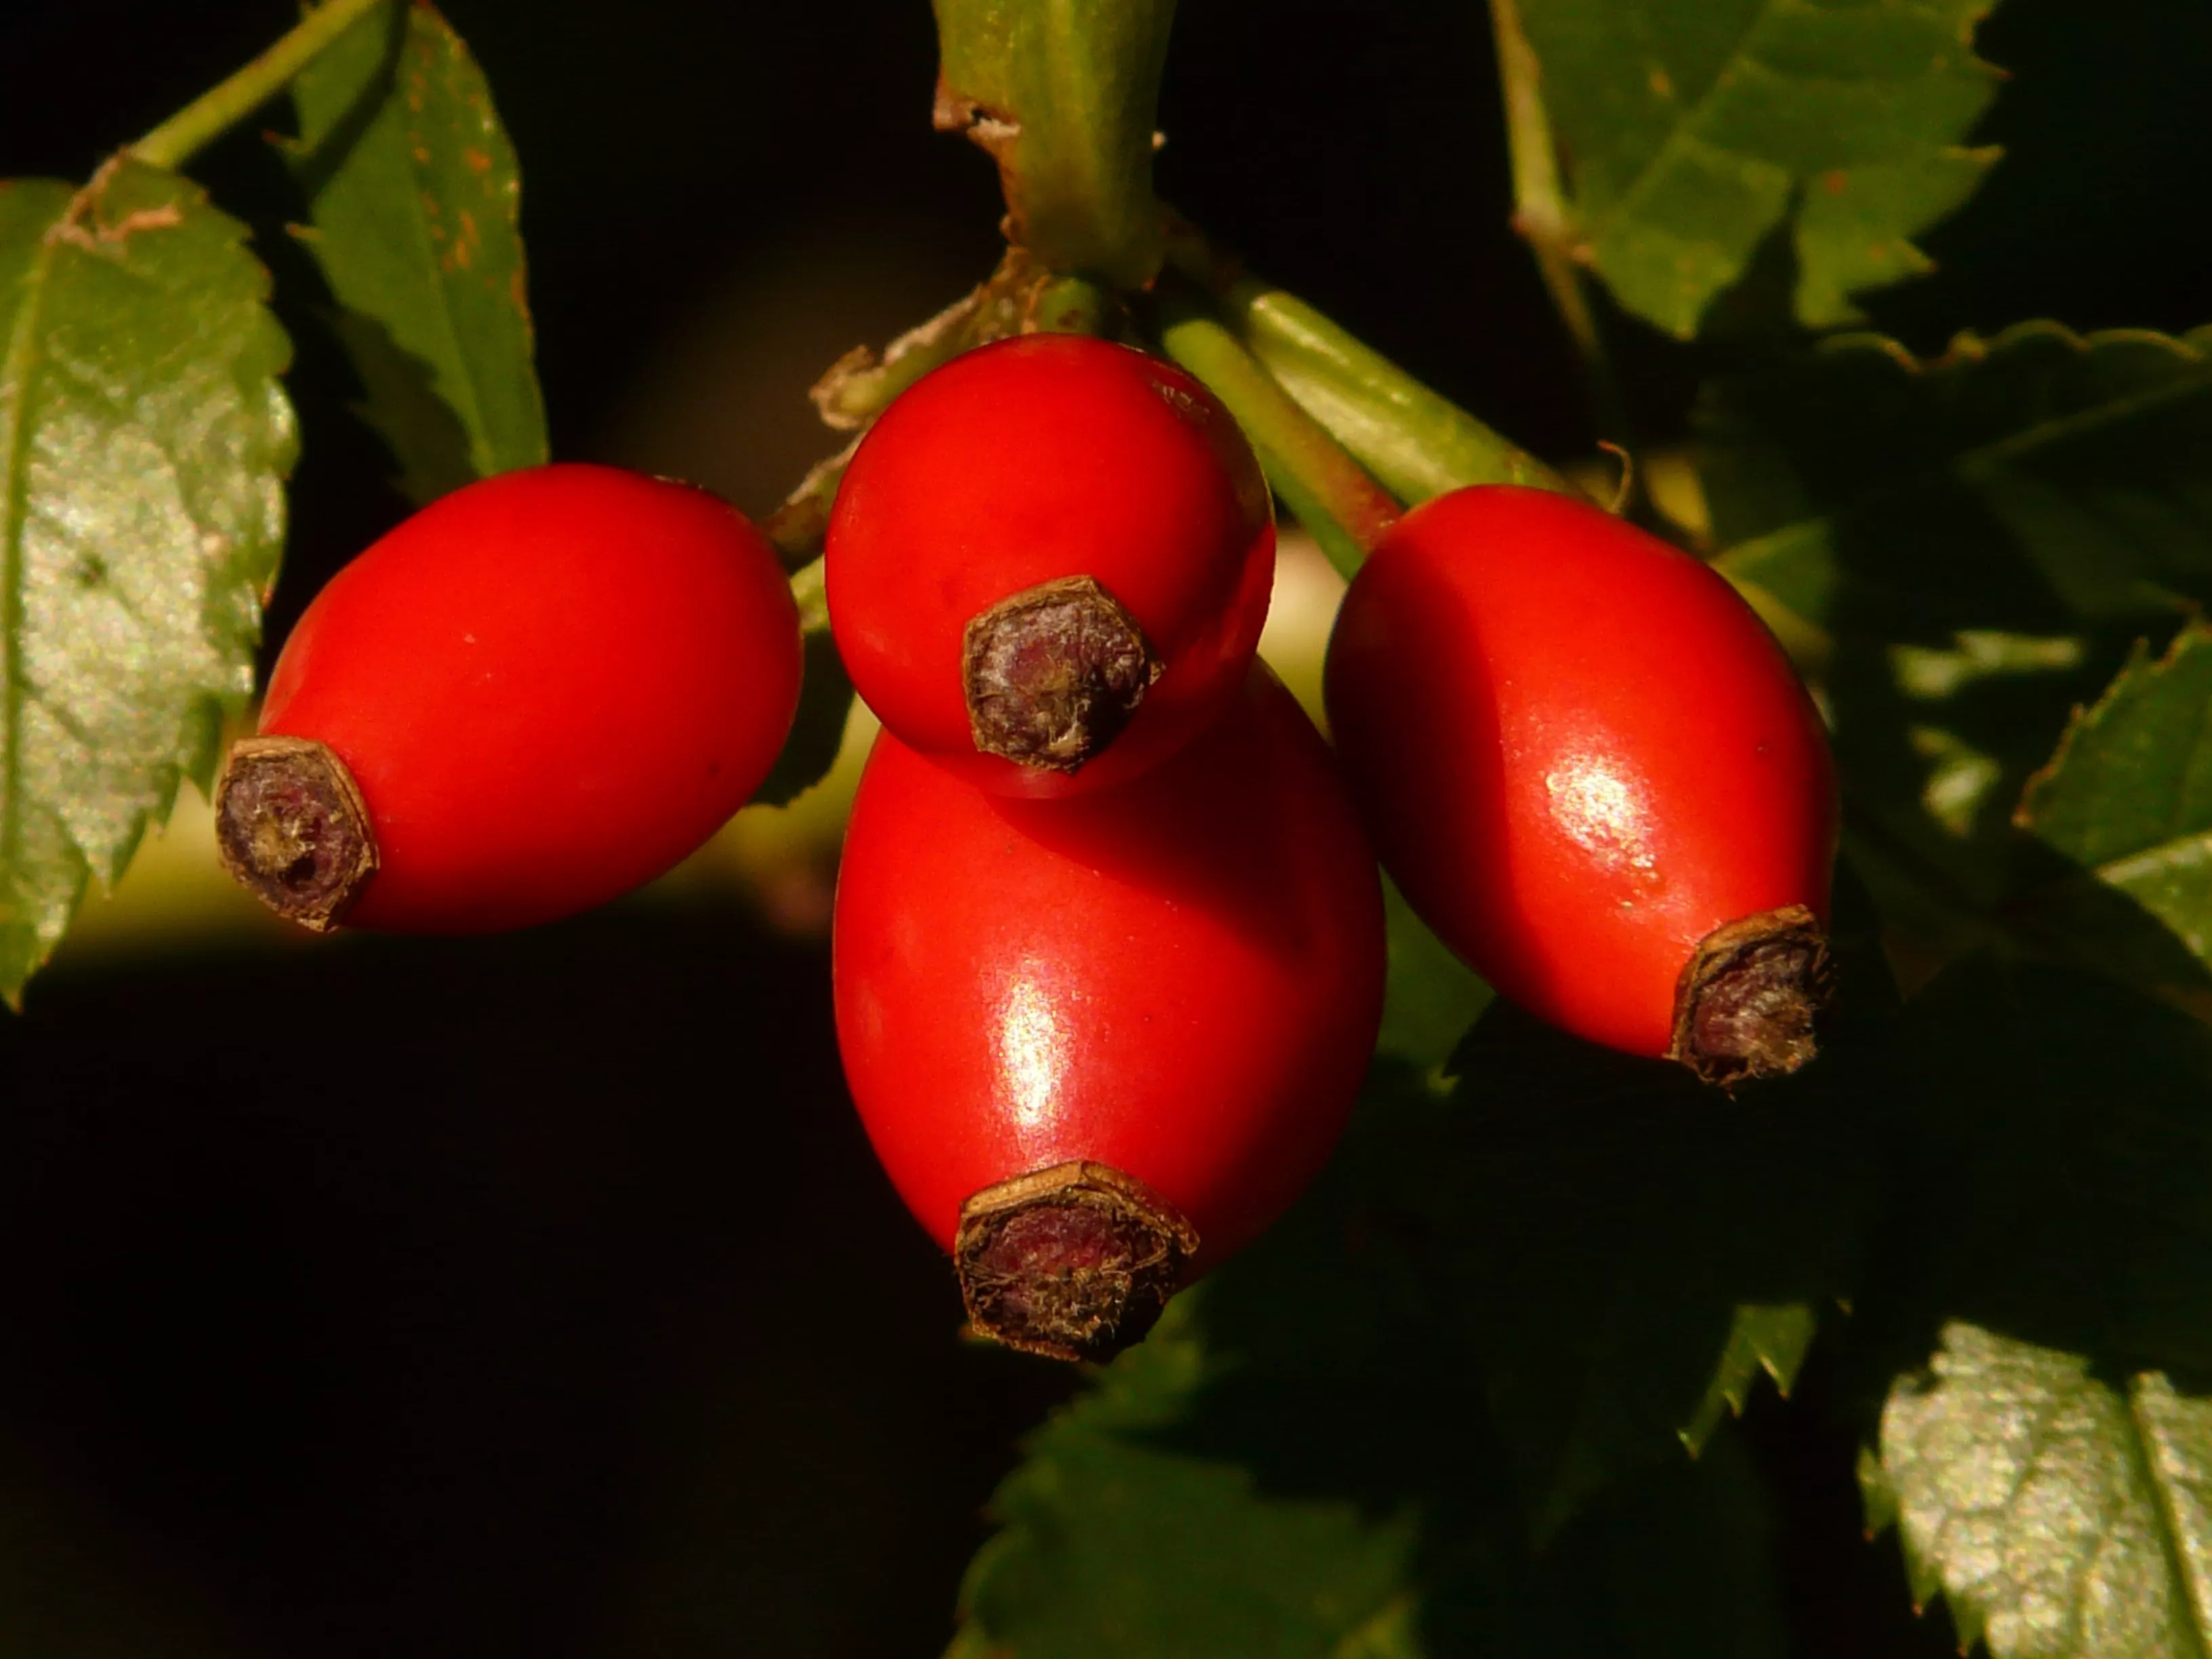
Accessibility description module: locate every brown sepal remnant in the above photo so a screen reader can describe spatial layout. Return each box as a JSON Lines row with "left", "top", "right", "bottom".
{"left": 962, "top": 575, "right": 1161, "bottom": 772}
{"left": 1667, "top": 904, "right": 1835, "bottom": 1089}
{"left": 956, "top": 1160, "right": 1200, "bottom": 1364}
{"left": 930, "top": 77, "right": 1023, "bottom": 248}
{"left": 213, "top": 736, "right": 379, "bottom": 933}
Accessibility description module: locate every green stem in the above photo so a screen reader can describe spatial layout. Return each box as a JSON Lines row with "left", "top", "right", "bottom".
{"left": 931, "top": 0, "right": 1176, "bottom": 289}
{"left": 1162, "top": 219, "right": 1570, "bottom": 505}
{"left": 1487, "top": 0, "right": 1631, "bottom": 451}
{"left": 130, "top": 0, "right": 388, "bottom": 172}
{"left": 1225, "top": 276, "right": 1571, "bottom": 504}
{"left": 1024, "top": 272, "right": 1115, "bottom": 338}
{"left": 1151, "top": 275, "right": 1400, "bottom": 579}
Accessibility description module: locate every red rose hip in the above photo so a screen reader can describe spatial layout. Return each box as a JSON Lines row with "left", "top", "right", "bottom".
{"left": 833, "top": 665, "right": 1385, "bottom": 1360}
{"left": 1323, "top": 485, "right": 1839, "bottom": 1084}
{"left": 824, "top": 333, "right": 1275, "bottom": 798}
{"left": 216, "top": 463, "right": 803, "bottom": 933}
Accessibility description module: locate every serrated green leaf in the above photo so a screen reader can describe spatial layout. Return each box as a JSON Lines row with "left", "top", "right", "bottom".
{"left": 284, "top": 0, "right": 545, "bottom": 503}
{"left": 1864, "top": 1321, "right": 2212, "bottom": 1659}
{"left": 1438, "top": 994, "right": 1877, "bottom": 1536}
{"left": 1704, "top": 323, "right": 2212, "bottom": 924}
{"left": 1518, "top": 0, "right": 2002, "bottom": 336}
{"left": 956, "top": 1300, "right": 1429, "bottom": 1659}
{"left": 953, "top": 1150, "right": 1797, "bottom": 1659}
{"left": 0, "top": 161, "right": 295, "bottom": 1004}
{"left": 1711, "top": 325, "right": 2212, "bottom": 634}
{"left": 2011, "top": 626, "right": 2212, "bottom": 987}
{"left": 1680, "top": 1303, "right": 1818, "bottom": 1456}
{"left": 1851, "top": 957, "right": 2212, "bottom": 1654}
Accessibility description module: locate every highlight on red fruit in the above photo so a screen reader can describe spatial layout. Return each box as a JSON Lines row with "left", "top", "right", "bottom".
{"left": 1323, "top": 484, "right": 1839, "bottom": 1086}
{"left": 214, "top": 462, "right": 804, "bottom": 935}
{"left": 824, "top": 332, "right": 1276, "bottom": 799}
{"left": 832, "top": 664, "right": 1385, "bottom": 1361}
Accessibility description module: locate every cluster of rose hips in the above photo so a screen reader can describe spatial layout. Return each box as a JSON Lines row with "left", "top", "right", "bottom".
{"left": 216, "top": 333, "right": 1836, "bottom": 1363}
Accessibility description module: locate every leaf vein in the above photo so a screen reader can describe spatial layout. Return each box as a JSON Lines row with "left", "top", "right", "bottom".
{"left": 1582, "top": 4, "right": 1780, "bottom": 245}
{"left": 2126, "top": 1378, "right": 2212, "bottom": 1659}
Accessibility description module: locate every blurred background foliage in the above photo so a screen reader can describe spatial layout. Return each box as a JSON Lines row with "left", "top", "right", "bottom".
{"left": 3, "top": 0, "right": 2211, "bottom": 1653}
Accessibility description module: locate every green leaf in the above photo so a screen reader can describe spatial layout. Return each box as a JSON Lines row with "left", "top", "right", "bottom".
{"left": 1679, "top": 1303, "right": 1819, "bottom": 1456}
{"left": 2012, "top": 626, "right": 2212, "bottom": 988}
{"left": 1849, "top": 959, "right": 2212, "bottom": 1653}
{"left": 283, "top": 0, "right": 545, "bottom": 504}
{"left": 1703, "top": 323, "right": 2212, "bottom": 921}
{"left": 1710, "top": 325, "right": 2212, "bottom": 633}
{"left": 1519, "top": 0, "right": 2003, "bottom": 335}
{"left": 1862, "top": 1321, "right": 2212, "bottom": 1659}
{"left": 951, "top": 1069, "right": 1799, "bottom": 1658}
{"left": 1437, "top": 997, "right": 1877, "bottom": 1535}
{"left": 0, "top": 160, "right": 295, "bottom": 1005}
{"left": 954, "top": 1302, "right": 1429, "bottom": 1659}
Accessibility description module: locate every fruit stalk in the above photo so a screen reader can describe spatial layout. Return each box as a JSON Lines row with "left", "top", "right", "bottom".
{"left": 1162, "top": 223, "right": 1570, "bottom": 502}
{"left": 1153, "top": 275, "right": 1399, "bottom": 578}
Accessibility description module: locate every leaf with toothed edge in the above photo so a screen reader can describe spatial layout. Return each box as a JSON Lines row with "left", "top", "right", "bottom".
{"left": 0, "top": 159, "right": 295, "bottom": 1005}
{"left": 2013, "top": 625, "right": 2212, "bottom": 989}
{"left": 1707, "top": 325, "right": 2212, "bottom": 639}
{"left": 1702, "top": 322, "right": 2212, "bottom": 936}
{"left": 1862, "top": 1322, "right": 2212, "bottom": 1659}
{"left": 1516, "top": 0, "right": 2004, "bottom": 336}
{"left": 1855, "top": 958, "right": 2212, "bottom": 1658}
{"left": 947, "top": 1063, "right": 1802, "bottom": 1659}
{"left": 1680, "top": 1304, "right": 1818, "bottom": 1457}
{"left": 283, "top": 0, "right": 545, "bottom": 504}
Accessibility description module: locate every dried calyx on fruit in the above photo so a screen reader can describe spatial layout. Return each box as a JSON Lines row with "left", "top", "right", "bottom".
{"left": 216, "top": 463, "right": 803, "bottom": 935}
{"left": 1324, "top": 484, "right": 1839, "bottom": 1086}
{"left": 833, "top": 665, "right": 1386, "bottom": 1360}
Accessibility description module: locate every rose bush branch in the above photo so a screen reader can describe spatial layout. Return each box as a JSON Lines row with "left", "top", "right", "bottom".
{"left": 931, "top": 0, "right": 1176, "bottom": 289}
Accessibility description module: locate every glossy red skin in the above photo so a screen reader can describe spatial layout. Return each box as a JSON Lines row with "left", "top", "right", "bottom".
{"left": 260, "top": 463, "right": 802, "bottom": 933}
{"left": 1324, "top": 485, "right": 1838, "bottom": 1061}
{"left": 834, "top": 665, "right": 1385, "bottom": 1267}
{"left": 824, "top": 333, "right": 1275, "bottom": 800}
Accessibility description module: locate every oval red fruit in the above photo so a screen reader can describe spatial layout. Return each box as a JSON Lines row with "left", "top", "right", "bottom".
{"left": 1324, "top": 485, "right": 1838, "bottom": 1083}
{"left": 833, "top": 665, "right": 1385, "bottom": 1359}
{"left": 825, "top": 333, "right": 1275, "bottom": 798}
{"left": 218, "top": 462, "right": 802, "bottom": 933}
